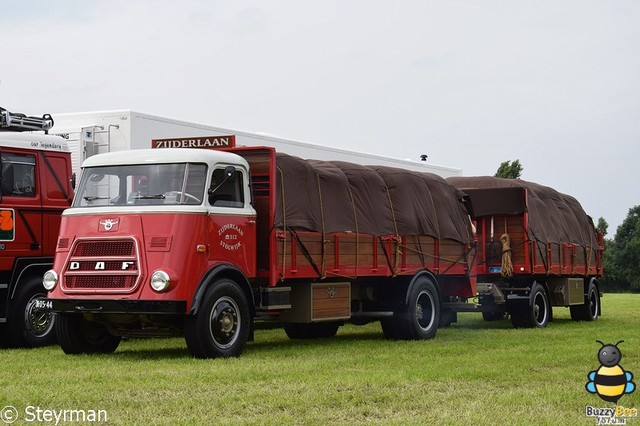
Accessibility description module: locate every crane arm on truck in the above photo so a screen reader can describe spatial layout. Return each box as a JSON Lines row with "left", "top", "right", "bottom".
{"left": 1, "top": 107, "right": 54, "bottom": 133}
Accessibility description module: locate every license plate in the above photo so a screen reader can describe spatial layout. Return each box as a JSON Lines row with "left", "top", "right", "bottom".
{"left": 34, "top": 299, "right": 53, "bottom": 310}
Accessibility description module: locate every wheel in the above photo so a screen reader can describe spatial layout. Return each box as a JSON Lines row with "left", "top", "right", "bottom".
{"left": 570, "top": 280, "right": 600, "bottom": 321}
{"left": 185, "top": 279, "right": 250, "bottom": 358}
{"left": 510, "top": 283, "right": 550, "bottom": 328}
{"left": 396, "top": 276, "right": 440, "bottom": 340}
{"left": 56, "top": 313, "right": 121, "bottom": 354}
{"left": 7, "top": 277, "right": 56, "bottom": 347}
{"left": 283, "top": 322, "right": 340, "bottom": 339}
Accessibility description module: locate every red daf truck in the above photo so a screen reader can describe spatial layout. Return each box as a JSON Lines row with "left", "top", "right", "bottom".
{"left": 42, "top": 145, "right": 476, "bottom": 357}
{"left": 41, "top": 145, "right": 602, "bottom": 358}
{"left": 0, "top": 108, "right": 73, "bottom": 347}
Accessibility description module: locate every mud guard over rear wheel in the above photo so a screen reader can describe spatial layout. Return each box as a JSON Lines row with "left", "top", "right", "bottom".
{"left": 283, "top": 322, "right": 340, "bottom": 339}
{"left": 185, "top": 278, "right": 251, "bottom": 358}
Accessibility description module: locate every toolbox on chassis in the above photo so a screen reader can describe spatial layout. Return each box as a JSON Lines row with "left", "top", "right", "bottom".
{"left": 1, "top": 107, "right": 73, "bottom": 347}
{"left": 42, "top": 147, "right": 477, "bottom": 358}
{"left": 446, "top": 176, "right": 603, "bottom": 328}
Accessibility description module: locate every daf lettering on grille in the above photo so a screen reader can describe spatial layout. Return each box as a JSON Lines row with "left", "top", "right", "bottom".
{"left": 69, "top": 261, "right": 135, "bottom": 270}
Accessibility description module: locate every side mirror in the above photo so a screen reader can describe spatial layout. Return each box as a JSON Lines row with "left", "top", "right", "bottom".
{"left": 70, "top": 173, "right": 77, "bottom": 190}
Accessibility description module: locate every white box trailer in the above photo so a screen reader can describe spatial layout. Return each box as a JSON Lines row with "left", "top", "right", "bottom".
{"left": 50, "top": 110, "right": 461, "bottom": 178}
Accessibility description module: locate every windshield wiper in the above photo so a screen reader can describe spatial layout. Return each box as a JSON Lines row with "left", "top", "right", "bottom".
{"left": 134, "top": 194, "right": 166, "bottom": 200}
{"left": 83, "top": 196, "right": 109, "bottom": 201}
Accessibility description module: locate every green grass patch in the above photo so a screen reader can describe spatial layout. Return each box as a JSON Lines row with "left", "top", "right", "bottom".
{"left": 1, "top": 294, "right": 639, "bottom": 425}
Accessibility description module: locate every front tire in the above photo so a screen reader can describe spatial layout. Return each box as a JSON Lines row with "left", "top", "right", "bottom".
{"left": 8, "top": 277, "right": 56, "bottom": 347}
{"left": 185, "top": 279, "right": 250, "bottom": 358}
{"left": 570, "top": 279, "right": 600, "bottom": 321}
{"left": 56, "top": 313, "right": 121, "bottom": 354}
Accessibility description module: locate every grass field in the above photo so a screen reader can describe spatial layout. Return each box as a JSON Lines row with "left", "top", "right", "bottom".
{"left": 1, "top": 294, "right": 639, "bottom": 425}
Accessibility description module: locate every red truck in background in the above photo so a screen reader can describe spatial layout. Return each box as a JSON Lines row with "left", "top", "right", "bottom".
{"left": 0, "top": 107, "right": 73, "bottom": 347}
{"left": 41, "top": 143, "right": 602, "bottom": 358}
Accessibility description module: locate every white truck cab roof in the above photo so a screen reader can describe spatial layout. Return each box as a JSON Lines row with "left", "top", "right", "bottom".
{"left": 80, "top": 148, "right": 249, "bottom": 170}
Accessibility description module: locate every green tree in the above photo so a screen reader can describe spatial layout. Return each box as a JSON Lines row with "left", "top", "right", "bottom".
{"left": 494, "top": 160, "right": 523, "bottom": 179}
{"left": 596, "top": 217, "right": 609, "bottom": 236}
{"left": 605, "top": 206, "right": 640, "bottom": 291}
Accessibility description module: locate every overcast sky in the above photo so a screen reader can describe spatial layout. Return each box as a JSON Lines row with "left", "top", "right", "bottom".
{"left": 2, "top": 1, "right": 638, "bottom": 232}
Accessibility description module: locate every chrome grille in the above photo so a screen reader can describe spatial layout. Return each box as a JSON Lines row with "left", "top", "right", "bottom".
{"left": 62, "top": 238, "right": 140, "bottom": 293}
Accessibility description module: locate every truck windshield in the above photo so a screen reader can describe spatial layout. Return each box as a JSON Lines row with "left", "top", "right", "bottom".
{"left": 73, "top": 163, "right": 207, "bottom": 207}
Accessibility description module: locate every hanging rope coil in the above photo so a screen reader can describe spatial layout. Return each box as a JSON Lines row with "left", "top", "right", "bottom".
{"left": 500, "top": 233, "right": 513, "bottom": 278}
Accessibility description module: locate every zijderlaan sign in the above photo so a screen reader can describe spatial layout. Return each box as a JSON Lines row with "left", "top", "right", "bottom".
{"left": 151, "top": 135, "right": 236, "bottom": 149}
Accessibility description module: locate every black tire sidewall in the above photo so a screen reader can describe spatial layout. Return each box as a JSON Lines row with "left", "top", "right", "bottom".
{"left": 403, "top": 277, "right": 440, "bottom": 339}
{"left": 193, "top": 279, "right": 250, "bottom": 358}
{"left": 530, "top": 283, "right": 550, "bottom": 328}
{"left": 56, "top": 313, "right": 120, "bottom": 354}
{"left": 9, "top": 277, "right": 56, "bottom": 347}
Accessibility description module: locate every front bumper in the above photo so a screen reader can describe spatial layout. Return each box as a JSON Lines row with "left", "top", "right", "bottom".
{"left": 36, "top": 298, "right": 187, "bottom": 315}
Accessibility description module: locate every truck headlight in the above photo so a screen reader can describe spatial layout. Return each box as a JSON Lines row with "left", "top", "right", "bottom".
{"left": 150, "top": 270, "right": 171, "bottom": 292}
{"left": 43, "top": 270, "right": 58, "bottom": 291}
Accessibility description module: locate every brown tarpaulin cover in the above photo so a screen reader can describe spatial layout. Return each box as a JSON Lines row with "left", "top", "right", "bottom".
{"left": 447, "top": 176, "right": 598, "bottom": 248}
{"left": 274, "top": 153, "right": 472, "bottom": 244}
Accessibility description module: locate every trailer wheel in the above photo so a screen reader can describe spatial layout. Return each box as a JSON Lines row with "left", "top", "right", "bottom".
{"left": 185, "top": 279, "right": 250, "bottom": 358}
{"left": 511, "top": 283, "right": 550, "bottom": 328}
{"left": 283, "top": 322, "right": 340, "bottom": 339}
{"left": 397, "top": 276, "right": 440, "bottom": 340}
{"left": 8, "top": 277, "right": 56, "bottom": 347}
{"left": 570, "top": 280, "right": 600, "bottom": 321}
{"left": 56, "top": 313, "right": 121, "bottom": 354}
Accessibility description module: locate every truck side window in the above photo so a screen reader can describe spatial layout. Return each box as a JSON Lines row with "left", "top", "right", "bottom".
{"left": 209, "top": 168, "right": 244, "bottom": 208}
{"left": 1, "top": 153, "right": 36, "bottom": 197}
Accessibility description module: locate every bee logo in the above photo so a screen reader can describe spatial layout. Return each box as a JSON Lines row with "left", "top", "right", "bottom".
{"left": 586, "top": 340, "right": 636, "bottom": 403}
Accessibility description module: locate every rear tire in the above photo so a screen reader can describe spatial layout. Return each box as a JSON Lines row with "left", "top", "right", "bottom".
{"left": 570, "top": 280, "right": 600, "bottom": 321}
{"left": 511, "top": 283, "right": 550, "bottom": 328}
{"left": 56, "top": 313, "right": 121, "bottom": 354}
{"left": 284, "top": 322, "right": 340, "bottom": 339}
{"left": 185, "top": 279, "right": 250, "bottom": 358}
{"left": 394, "top": 276, "right": 440, "bottom": 340}
{"left": 8, "top": 277, "right": 56, "bottom": 347}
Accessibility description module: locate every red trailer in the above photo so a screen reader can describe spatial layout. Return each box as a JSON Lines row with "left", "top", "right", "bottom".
{"left": 447, "top": 176, "right": 602, "bottom": 328}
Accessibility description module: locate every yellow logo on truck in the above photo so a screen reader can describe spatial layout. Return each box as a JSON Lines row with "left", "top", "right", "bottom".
{"left": 0, "top": 209, "right": 15, "bottom": 241}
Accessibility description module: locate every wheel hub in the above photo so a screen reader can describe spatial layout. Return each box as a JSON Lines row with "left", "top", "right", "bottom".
{"left": 25, "top": 294, "right": 54, "bottom": 337}
{"left": 209, "top": 297, "right": 240, "bottom": 349}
